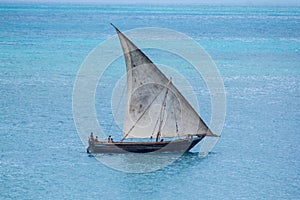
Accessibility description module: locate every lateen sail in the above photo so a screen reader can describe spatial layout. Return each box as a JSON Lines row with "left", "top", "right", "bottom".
{"left": 112, "top": 24, "right": 215, "bottom": 139}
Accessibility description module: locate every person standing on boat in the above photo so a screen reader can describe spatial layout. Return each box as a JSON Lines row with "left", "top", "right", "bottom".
{"left": 88, "top": 132, "right": 95, "bottom": 153}
{"left": 108, "top": 135, "right": 111, "bottom": 143}
{"left": 89, "top": 132, "right": 94, "bottom": 141}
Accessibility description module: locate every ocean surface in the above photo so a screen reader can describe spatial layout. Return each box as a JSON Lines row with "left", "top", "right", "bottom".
{"left": 1, "top": 3, "right": 299, "bottom": 199}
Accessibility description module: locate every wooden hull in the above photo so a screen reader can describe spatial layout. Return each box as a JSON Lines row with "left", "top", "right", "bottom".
{"left": 87, "top": 135, "right": 205, "bottom": 153}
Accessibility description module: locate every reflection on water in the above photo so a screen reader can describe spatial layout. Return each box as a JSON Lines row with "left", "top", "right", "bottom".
{"left": 94, "top": 152, "right": 207, "bottom": 173}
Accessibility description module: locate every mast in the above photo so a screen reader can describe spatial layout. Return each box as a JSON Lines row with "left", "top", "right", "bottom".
{"left": 156, "top": 78, "right": 171, "bottom": 142}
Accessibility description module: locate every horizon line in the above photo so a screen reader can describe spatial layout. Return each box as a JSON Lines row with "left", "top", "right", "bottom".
{"left": 1, "top": 1, "right": 300, "bottom": 6}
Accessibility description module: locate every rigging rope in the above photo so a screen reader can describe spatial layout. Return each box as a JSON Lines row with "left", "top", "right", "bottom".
{"left": 151, "top": 117, "right": 159, "bottom": 138}
{"left": 155, "top": 78, "right": 172, "bottom": 142}
{"left": 172, "top": 99, "right": 179, "bottom": 136}
{"left": 156, "top": 84, "right": 170, "bottom": 142}
{"left": 121, "top": 86, "right": 165, "bottom": 141}
{"left": 107, "top": 80, "right": 127, "bottom": 138}
{"left": 122, "top": 78, "right": 172, "bottom": 142}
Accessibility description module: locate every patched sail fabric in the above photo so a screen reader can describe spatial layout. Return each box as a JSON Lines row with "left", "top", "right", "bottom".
{"left": 112, "top": 24, "right": 213, "bottom": 139}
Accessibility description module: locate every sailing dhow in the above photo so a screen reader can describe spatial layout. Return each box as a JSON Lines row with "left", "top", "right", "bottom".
{"left": 87, "top": 24, "right": 218, "bottom": 153}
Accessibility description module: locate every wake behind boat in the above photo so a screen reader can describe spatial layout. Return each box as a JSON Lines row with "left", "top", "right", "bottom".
{"left": 87, "top": 24, "right": 218, "bottom": 154}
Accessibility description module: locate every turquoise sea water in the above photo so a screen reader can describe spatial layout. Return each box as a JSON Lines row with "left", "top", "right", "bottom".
{"left": 1, "top": 3, "right": 300, "bottom": 199}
